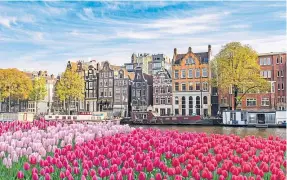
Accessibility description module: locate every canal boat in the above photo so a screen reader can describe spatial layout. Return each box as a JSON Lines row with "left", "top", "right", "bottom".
{"left": 129, "top": 111, "right": 201, "bottom": 125}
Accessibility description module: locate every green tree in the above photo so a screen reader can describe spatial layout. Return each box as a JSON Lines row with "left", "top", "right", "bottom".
{"left": 55, "top": 68, "right": 85, "bottom": 115}
{"left": 212, "top": 42, "right": 269, "bottom": 110}
{"left": 0, "top": 68, "right": 32, "bottom": 112}
{"left": 29, "top": 77, "right": 47, "bottom": 115}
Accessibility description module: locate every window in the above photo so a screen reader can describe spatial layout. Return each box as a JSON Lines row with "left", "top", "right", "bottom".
{"left": 175, "top": 96, "right": 179, "bottom": 104}
{"left": 132, "top": 89, "right": 135, "bottom": 96}
{"left": 155, "top": 87, "right": 158, "bottom": 93}
{"left": 142, "top": 90, "right": 146, "bottom": 96}
{"left": 277, "top": 57, "right": 279, "bottom": 64}
{"left": 282, "top": 96, "right": 285, "bottom": 103}
{"left": 203, "top": 96, "right": 207, "bottom": 104}
{"left": 280, "top": 57, "right": 283, "bottom": 64}
{"left": 99, "top": 80, "right": 103, "bottom": 86}
{"left": 261, "top": 71, "right": 271, "bottom": 78}
{"left": 186, "top": 57, "right": 195, "bottom": 64}
{"left": 189, "top": 82, "right": 193, "bottom": 91}
{"left": 175, "top": 109, "right": 179, "bottom": 115}
{"left": 104, "top": 72, "right": 108, "bottom": 78}
{"left": 281, "top": 71, "right": 284, "bottom": 77}
{"left": 221, "top": 97, "right": 227, "bottom": 104}
{"left": 109, "top": 79, "right": 113, "bottom": 86}
{"left": 282, "top": 83, "right": 284, "bottom": 90}
{"left": 174, "top": 70, "right": 179, "bottom": 79}
{"left": 195, "top": 69, "right": 200, "bottom": 78}
{"left": 181, "top": 70, "right": 186, "bottom": 78}
{"left": 136, "top": 82, "right": 141, "bottom": 88}
{"left": 104, "top": 79, "right": 108, "bottom": 86}
{"left": 278, "top": 83, "right": 280, "bottom": 90}
{"left": 196, "top": 83, "right": 201, "bottom": 90}
{"left": 196, "top": 96, "right": 200, "bottom": 115}
{"left": 259, "top": 57, "right": 271, "bottom": 65}
{"left": 155, "top": 108, "right": 158, "bottom": 113}
{"left": 246, "top": 98, "right": 256, "bottom": 106}
{"left": 261, "top": 98, "right": 270, "bottom": 106}
{"left": 203, "top": 82, "right": 208, "bottom": 91}
{"left": 189, "top": 96, "right": 193, "bottom": 115}
{"left": 155, "top": 98, "right": 159, "bottom": 104}
{"left": 277, "top": 71, "right": 280, "bottom": 77}
{"left": 182, "top": 97, "right": 186, "bottom": 115}
{"left": 278, "top": 96, "right": 281, "bottom": 103}
{"left": 188, "top": 69, "right": 193, "bottom": 78}
{"left": 109, "top": 89, "right": 112, "bottom": 97}
{"left": 181, "top": 83, "right": 186, "bottom": 91}
{"left": 160, "top": 87, "right": 165, "bottom": 94}
{"left": 175, "top": 82, "right": 179, "bottom": 91}
{"left": 136, "top": 90, "right": 141, "bottom": 97}
{"left": 109, "top": 71, "right": 113, "bottom": 77}
{"left": 115, "top": 88, "right": 120, "bottom": 94}
{"left": 167, "top": 97, "right": 171, "bottom": 104}
{"left": 160, "top": 98, "right": 166, "bottom": 104}
{"left": 202, "top": 68, "right": 208, "bottom": 77}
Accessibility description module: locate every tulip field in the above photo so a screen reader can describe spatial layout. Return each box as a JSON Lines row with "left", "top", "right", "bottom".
{"left": 0, "top": 120, "right": 286, "bottom": 180}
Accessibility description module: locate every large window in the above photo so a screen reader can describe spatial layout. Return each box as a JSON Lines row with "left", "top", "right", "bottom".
{"left": 195, "top": 69, "right": 200, "bottom": 78}
{"left": 259, "top": 57, "right": 271, "bottom": 65}
{"left": 203, "top": 82, "right": 208, "bottom": 91}
{"left": 203, "top": 96, "right": 208, "bottom": 104}
{"left": 181, "top": 83, "right": 186, "bottom": 91}
{"left": 196, "top": 96, "right": 200, "bottom": 115}
{"left": 196, "top": 83, "right": 201, "bottom": 90}
{"left": 247, "top": 98, "right": 256, "bottom": 106}
{"left": 261, "top": 70, "right": 271, "bottom": 78}
{"left": 155, "top": 98, "right": 159, "bottom": 104}
{"left": 189, "top": 96, "right": 193, "bottom": 115}
{"left": 189, "top": 82, "right": 193, "bottom": 91}
{"left": 202, "top": 68, "right": 208, "bottom": 77}
{"left": 188, "top": 69, "right": 193, "bottom": 78}
{"left": 182, "top": 97, "right": 186, "bottom": 115}
{"left": 175, "top": 82, "right": 179, "bottom": 91}
{"left": 175, "top": 96, "right": 179, "bottom": 105}
{"left": 181, "top": 70, "right": 186, "bottom": 78}
{"left": 174, "top": 70, "right": 179, "bottom": 79}
{"left": 186, "top": 57, "right": 195, "bottom": 64}
{"left": 160, "top": 98, "right": 166, "bottom": 105}
{"left": 261, "top": 98, "right": 270, "bottom": 106}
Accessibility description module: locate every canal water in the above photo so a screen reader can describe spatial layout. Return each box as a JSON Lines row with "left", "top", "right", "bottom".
{"left": 132, "top": 125, "right": 287, "bottom": 139}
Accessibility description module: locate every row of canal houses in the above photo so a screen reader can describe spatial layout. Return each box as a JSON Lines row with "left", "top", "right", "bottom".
{"left": 60, "top": 45, "right": 214, "bottom": 118}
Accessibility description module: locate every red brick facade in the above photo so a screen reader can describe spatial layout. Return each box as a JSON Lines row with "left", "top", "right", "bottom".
{"left": 219, "top": 52, "right": 286, "bottom": 111}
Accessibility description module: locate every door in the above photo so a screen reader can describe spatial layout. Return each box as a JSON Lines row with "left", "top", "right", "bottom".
{"left": 257, "top": 114, "right": 265, "bottom": 124}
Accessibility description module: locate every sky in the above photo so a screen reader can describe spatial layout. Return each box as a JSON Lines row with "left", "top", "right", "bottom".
{"left": 0, "top": 1, "right": 286, "bottom": 75}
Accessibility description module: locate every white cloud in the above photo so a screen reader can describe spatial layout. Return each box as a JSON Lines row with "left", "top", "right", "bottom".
{"left": 116, "top": 31, "right": 160, "bottom": 39}
{"left": 0, "top": 16, "right": 17, "bottom": 28}
{"left": 229, "top": 24, "right": 250, "bottom": 29}
{"left": 83, "top": 8, "right": 95, "bottom": 19}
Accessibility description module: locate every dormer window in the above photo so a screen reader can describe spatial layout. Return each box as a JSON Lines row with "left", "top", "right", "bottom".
{"left": 186, "top": 57, "right": 195, "bottom": 65}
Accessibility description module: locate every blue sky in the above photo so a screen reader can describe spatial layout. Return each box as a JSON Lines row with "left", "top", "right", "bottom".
{"left": 0, "top": 1, "right": 286, "bottom": 75}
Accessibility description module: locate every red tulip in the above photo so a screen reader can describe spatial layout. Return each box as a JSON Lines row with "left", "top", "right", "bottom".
{"left": 182, "top": 169, "right": 189, "bottom": 177}
{"left": 139, "top": 172, "right": 146, "bottom": 180}
{"left": 146, "top": 162, "right": 154, "bottom": 172}
{"left": 32, "top": 173, "right": 39, "bottom": 180}
{"left": 23, "top": 162, "right": 30, "bottom": 171}
{"left": 45, "top": 173, "right": 51, "bottom": 180}
{"left": 17, "top": 171, "right": 24, "bottom": 179}
{"left": 30, "top": 156, "right": 37, "bottom": 165}
{"left": 155, "top": 173, "right": 162, "bottom": 180}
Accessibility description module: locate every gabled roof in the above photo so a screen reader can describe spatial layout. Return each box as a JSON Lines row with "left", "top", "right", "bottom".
{"left": 173, "top": 50, "right": 209, "bottom": 65}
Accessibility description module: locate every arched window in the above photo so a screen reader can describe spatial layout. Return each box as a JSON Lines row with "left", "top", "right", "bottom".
{"left": 189, "top": 96, "right": 193, "bottom": 115}
{"left": 203, "top": 96, "right": 208, "bottom": 104}
{"left": 196, "top": 96, "right": 200, "bottom": 115}
{"left": 175, "top": 96, "right": 179, "bottom": 104}
{"left": 182, "top": 96, "right": 186, "bottom": 115}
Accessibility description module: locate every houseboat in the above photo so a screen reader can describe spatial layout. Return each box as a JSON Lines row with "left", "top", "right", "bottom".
{"left": 0, "top": 112, "right": 34, "bottom": 122}
{"left": 222, "top": 110, "right": 286, "bottom": 128}
{"left": 44, "top": 112, "right": 120, "bottom": 124}
{"left": 129, "top": 111, "right": 201, "bottom": 125}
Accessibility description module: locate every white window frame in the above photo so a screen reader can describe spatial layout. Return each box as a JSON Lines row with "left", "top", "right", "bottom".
{"left": 261, "top": 98, "right": 270, "bottom": 106}
{"left": 195, "top": 69, "right": 200, "bottom": 78}
{"left": 181, "top": 70, "right": 186, "bottom": 78}
{"left": 188, "top": 69, "right": 193, "bottom": 78}
{"left": 174, "top": 70, "right": 179, "bottom": 79}
{"left": 246, "top": 98, "right": 256, "bottom": 106}
{"left": 202, "top": 68, "right": 208, "bottom": 77}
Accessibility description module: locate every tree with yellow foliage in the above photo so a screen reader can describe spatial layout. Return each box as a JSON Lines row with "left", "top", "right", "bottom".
{"left": 55, "top": 66, "right": 85, "bottom": 115}
{"left": 212, "top": 42, "right": 269, "bottom": 110}
{"left": 29, "top": 77, "right": 47, "bottom": 115}
{"left": 0, "top": 68, "right": 32, "bottom": 112}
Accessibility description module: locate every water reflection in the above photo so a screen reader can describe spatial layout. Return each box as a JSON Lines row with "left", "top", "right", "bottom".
{"left": 132, "top": 125, "right": 286, "bottom": 139}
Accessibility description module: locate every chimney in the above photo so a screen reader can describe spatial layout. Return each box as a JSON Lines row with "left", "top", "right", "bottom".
{"left": 208, "top": 44, "right": 212, "bottom": 59}
{"left": 188, "top": 47, "right": 192, "bottom": 53}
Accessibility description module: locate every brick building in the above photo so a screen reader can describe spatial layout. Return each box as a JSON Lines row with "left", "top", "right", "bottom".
{"left": 218, "top": 52, "right": 286, "bottom": 111}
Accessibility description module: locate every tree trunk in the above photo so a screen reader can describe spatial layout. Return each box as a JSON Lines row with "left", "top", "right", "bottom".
{"left": 68, "top": 98, "right": 71, "bottom": 115}
{"left": 35, "top": 101, "right": 38, "bottom": 116}
{"left": 233, "top": 86, "right": 238, "bottom": 110}
{"left": 8, "top": 95, "right": 11, "bottom": 112}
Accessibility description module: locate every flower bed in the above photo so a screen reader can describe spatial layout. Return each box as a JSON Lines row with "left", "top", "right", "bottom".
{"left": 0, "top": 121, "right": 134, "bottom": 179}
{"left": 14, "top": 128, "right": 287, "bottom": 180}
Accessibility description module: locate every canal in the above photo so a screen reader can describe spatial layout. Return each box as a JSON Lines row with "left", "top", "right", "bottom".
{"left": 132, "top": 125, "right": 287, "bottom": 139}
